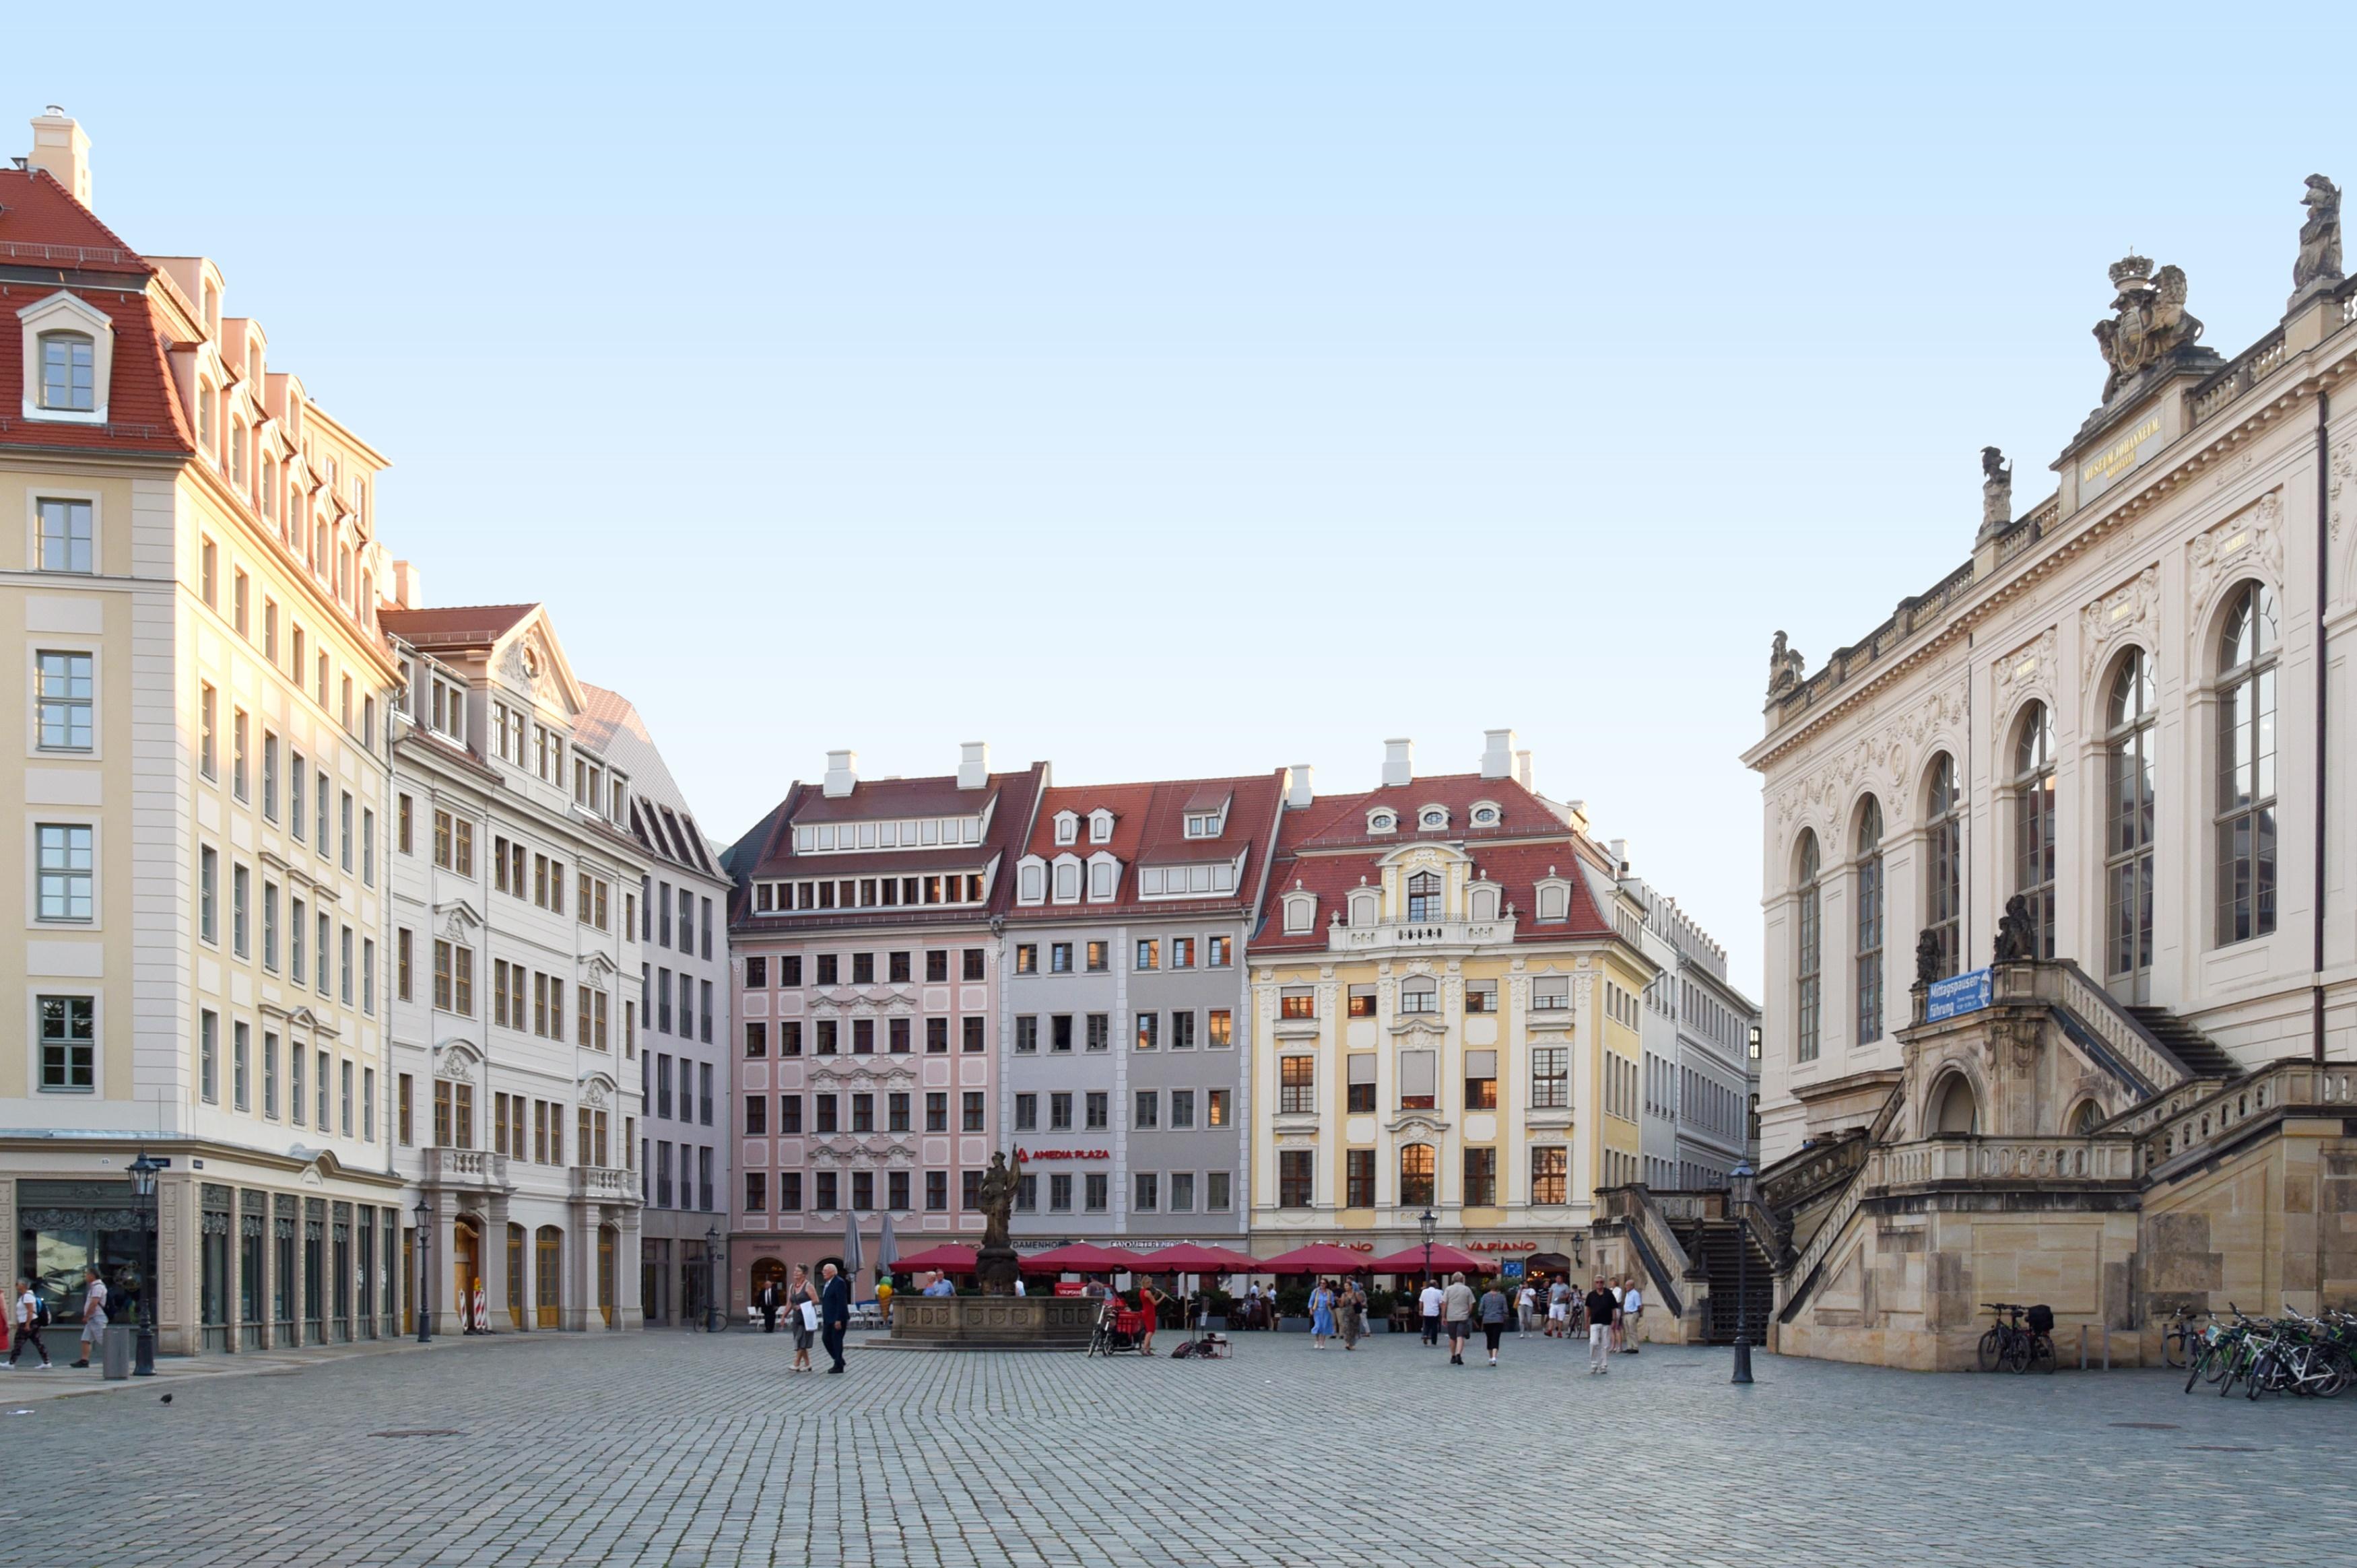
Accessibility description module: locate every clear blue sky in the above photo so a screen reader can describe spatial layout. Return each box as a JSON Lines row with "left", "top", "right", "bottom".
{"left": 14, "top": 3, "right": 2354, "bottom": 996}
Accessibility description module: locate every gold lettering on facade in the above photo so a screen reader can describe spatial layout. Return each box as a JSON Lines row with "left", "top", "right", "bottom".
{"left": 2080, "top": 416, "right": 2162, "bottom": 487}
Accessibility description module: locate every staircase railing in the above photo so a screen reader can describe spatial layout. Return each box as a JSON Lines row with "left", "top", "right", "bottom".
{"left": 1774, "top": 1079, "right": 1904, "bottom": 1324}
{"left": 1615, "top": 1195, "right": 1688, "bottom": 1320}
{"left": 2132, "top": 1058, "right": 2357, "bottom": 1178}
{"left": 2036, "top": 960, "right": 2200, "bottom": 1091}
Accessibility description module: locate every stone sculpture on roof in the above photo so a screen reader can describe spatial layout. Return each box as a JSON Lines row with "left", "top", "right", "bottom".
{"left": 2294, "top": 174, "right": 2343, "bottom": 296}
{"left": 2092, "top": 254, "right": 2203, "bottom": 403}
{"left": 1768, "top": 631, "right": 1805, "bottom": 696}
{"left": 1978, "top": 446, "right": 2014, "bottom": 540}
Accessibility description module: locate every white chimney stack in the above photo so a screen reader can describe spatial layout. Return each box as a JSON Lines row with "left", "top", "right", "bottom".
{"left": 28, "top": 107, "right": 91, "bottom": 208}
{"left": 957, "top": 741, "right": 990, "bottom": 790}
{"left": 822, "top": 749, "right": 858, "bottom": 798}
{"left": 1480, "top": 728, "right": 1516, "bottom": 780}
{"left": 1609, "top": 838, "right": 1632, "bottom": 875}
{"left": 1514, "top": 749, "right": 1535, "bottom": 790}
{"left": 389, "top": 559, "right": 423, "bottom": 610}
{"left": 1288, "top": 765, "right": 1315, "bottom": 809}
{"left": 1381, "top": 737, "right": 1414, "bottom": 788}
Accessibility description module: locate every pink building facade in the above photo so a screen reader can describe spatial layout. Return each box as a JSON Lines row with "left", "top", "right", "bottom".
{"left": 722, "top": 745, "right": 1042, "bottom": 1310}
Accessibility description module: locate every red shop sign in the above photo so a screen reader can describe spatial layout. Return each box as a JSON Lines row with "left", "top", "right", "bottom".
{"left": 1466, "top": 1241, "right": 1539, "bottom": 1252}
{"left": 1014, "top": 1147, "right": 1110, "bottom": 1162}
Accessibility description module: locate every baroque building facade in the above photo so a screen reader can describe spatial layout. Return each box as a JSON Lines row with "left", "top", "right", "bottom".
{"left": 384, "top": 599, "right": 648, "bottom": 1332}
{"left": 1739, "top": 180, "right": 2357, "bottom": 1368}
{"left": 1247, "top": 734, "right": 1657, "bottom": 1264}
{"left": 996, "top": 772, "right": 1284, "bottom": 1242}
{"left": 1, "top": 116, "right": 408, "bottom": 1354}
{"left": 723, "top": 746, "right": 1043, "bottom": 1310}
{"left": 573, "top": 685, "right": 732, "bottom": 1327}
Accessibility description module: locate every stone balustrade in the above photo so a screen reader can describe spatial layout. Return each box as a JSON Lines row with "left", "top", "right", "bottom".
{"left": 1330, "top": 917, "right": 1515, "bottom": 953}
{"left": 1867, "top": 1135, "right": 2136, "bottom": 1189}
{"left": 423, "top": 1147, "right": 511, "bottom": 1189}
{"left": 2133, "top": 1059, "right": 2357, "bottom": 1175}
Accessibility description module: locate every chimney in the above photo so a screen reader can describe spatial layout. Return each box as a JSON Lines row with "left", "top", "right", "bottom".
{"left": 1609, "top": 838, "right": 1632, "bottom": 875}
{"left": 822, "top": 749, "right": 858, "bottom": 798}
{"left": 28, "top": 107, "right": 90, "bottom": 208}
{"left": 1381, "top": 737, "right": 1414, "bottom": 788}
{"left": 1287, "top": 765, "right": 1315, "bottom": 809}
{"left": 1565, "top": 798, "right": 1591, "bottom": 835}
{"left": 389, "top": 559, "right": 423, "bottom": 611}
{"left": 1480, "top": 728, "right": 1516, "bottom": 780}
{"left": 1513, "top": 749, "right": 1535, "bottom": 790}
{"left": 957, "top": 741, "right": 990, "bottom": 790}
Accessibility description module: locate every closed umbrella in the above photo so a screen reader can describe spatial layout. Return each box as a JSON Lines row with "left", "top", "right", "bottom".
{"left": 841, "top": 1210, "right": 864, "bottom": 1283}
{"left": 876, "top": 1213, "right": 900, "bottom": 1279}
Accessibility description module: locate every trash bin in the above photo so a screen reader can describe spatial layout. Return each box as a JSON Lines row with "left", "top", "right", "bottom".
{"left": 102, "top": 1322, "right": 133, "bottom": 1380}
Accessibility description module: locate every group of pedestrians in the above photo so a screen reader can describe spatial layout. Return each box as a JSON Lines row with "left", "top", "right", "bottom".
{"left": 5, "top": 1266, "right": 111, "bottom": 1373}
{"left": 1306, "top": 1277, "right": 1371, "bottom": 1350}
{"left": 752, "top": 1262, "right": 851, "bottom": 1373}
{"left": 1407, "top": 1270, "right": 1647, "bottom": 1373}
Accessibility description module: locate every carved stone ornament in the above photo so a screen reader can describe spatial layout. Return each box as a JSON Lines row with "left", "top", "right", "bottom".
{"left": 1978, "top": 446, "right": 2015, "bottom": 539}
{"left": 2093, "top": 254, "right": 2203, "bottom": 403}
{"left": 1995, "top": 627, "right": 2057, "bottom": 699}
{"left": 2188, "top": 491, "right": 2285, "bottom": 619}
{"left": 2331, "top": 440, "right": 2354, "bottom": 545}
{"left": 2294, "top": 174, "right": 2344, "bottom": 294}
{"left": 1768, "top": 630, "right": 1806, "bottom": 696}
{"left": 2079, "top": 564, "right": 2161, "bottom": 689}
{"left": 435, "top": 1043, "right": 481, "bottom": 1079}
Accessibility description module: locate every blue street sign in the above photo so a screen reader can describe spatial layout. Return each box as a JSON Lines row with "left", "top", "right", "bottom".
{"left": 1926, "top": 967, "right": 1991, "bottom": 1023}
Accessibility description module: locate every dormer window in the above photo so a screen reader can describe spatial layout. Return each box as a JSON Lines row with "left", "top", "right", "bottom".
{"left": 1470, "top": 801, "right": 1502, "bottom": 827}
{"left": 1089, "top": 809, "right": 1115, "bottom": 844}
{"left": 1533, "top": 867, "right": 1573, "bottom": 923}
{"left": 1418, "top": 806, "right": 1449, "bottom": 831}
{"left": 1018, "top": 858, "right": 1045, "bottom": 904}
{"left": 1405, "top": 870, "right": 1443, "bottom": 922}
{"left": 1282, "top": 887, "right": 1317, "bottom": 934}
{"left": 1185, "top": 812, "right": 1221, "bottom": 838}
{"left": 1368, "top": 810, "right": 1397, "bottom": 834}
{"left": 38, "top": 331, "right": 95, "bottom": 411}
{"left": 1088, "top": 857, "right": 1118, "bottom": 900}
{"left": 1053, "top": 811, "right": 1078, "bottom": 846}
{"left": 1053, "top": 858, "right": 1081, "bottom": 902}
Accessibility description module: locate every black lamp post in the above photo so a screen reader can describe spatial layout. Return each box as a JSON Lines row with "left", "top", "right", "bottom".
{"left": 127, "top": 1152, "right": 162, "bottom": 1376}
{"left": 413, "top": 1198, "right": 432, "bottom": 1343}
{"left": 704, "top": 1223, "right": 723, "bottom": 1333}
{"left": 1729, "top": 1158, "right": 1755, "bottom": 1385}
{"left": 1418, "top": 1206, "right": 1436, "bottom": 1289}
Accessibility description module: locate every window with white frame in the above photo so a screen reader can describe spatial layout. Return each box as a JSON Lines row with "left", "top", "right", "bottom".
{"left": 35, "top": 498, "right": 92, "bottom": 574}
{"left": 36, "top": 824, "right": 94, "bottom": 921}
{"left": 1053, "top": 811, "right": 1077, "bottom": 845}
{"left": 34, "top": 651, "right": 94, "bottom": 749}
{"left": 1368, "top": 809, "right": 1396, "bottom": 833}
{"left": 1418, "top": 805, "right": 1448, "bottom": 830}
{"left": 1089, "top": 809, "right": 1114, "bottom": 844}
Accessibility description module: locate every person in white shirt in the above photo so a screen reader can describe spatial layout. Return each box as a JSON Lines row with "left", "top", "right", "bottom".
{"left": 1608, "top": 1276, "right": 1627, "bottom": 1352}
{"left": 7, "top": 1280, "right": 48, "bottom": 1369}
{"left": 1515, "top": 1282, "right": 1537, "bottom": 1336}
{"left": 68, "top": 1266, "right": 105, "bottom": 1370}
{"left": 1418, "top": 1281, "right": 1445, "bottom": 1347}
{"left": 1620, "top": 1281, "right": 1645, "bottom": 1353}
{"left": 1547, "top": 1279, "right": 1572, "bottom": 1338}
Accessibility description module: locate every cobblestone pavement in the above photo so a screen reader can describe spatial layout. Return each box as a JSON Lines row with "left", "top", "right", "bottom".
{"left": 5, "top": 1326, "right": 2353, "bottom": 1567}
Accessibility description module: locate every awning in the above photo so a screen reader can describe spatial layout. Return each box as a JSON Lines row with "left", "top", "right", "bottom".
{"left": 1256, "top": 1243, "right": 1377, "bottom": 1274}
{"left": 892, "top": 1244, "right": 979, "bottom": 1272}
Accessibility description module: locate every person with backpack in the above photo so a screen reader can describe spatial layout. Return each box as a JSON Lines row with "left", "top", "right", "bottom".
{"left": 7, "top": 1280, "right": 48, "bottom": 1369}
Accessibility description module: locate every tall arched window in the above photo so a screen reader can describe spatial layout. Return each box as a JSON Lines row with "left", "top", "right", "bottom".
{"left": 1924, "top": 755, "right": 1962, "bottom": 980}
{"left": 1405, "top": 871, "right": 1442, "bottom": 923}
{"left": 1854, "top": 798, "right": 1884, "bottom": 1044}
{"left": 1398, "top": 1143, "right": 1435, "bottom": 1207}
{"left": 2105, "top": 649, "right": 2157, "bottom": 987}
{"left": 2216, "top": 582, "right": 2280, "bottom": 945}
{"left": 2012, "top": 702, "right": 2056, "bottom": 959}
{"left": 1794, "top": 831, "right": 1822, "bottom": 1062}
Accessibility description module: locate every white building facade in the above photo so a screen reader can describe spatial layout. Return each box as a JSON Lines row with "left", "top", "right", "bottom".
{"left": 1622, "top": 870, "right": 1759, "bottom": 1190}
{"left": 385, "top": 597, "right": 647, "bottom": 1333}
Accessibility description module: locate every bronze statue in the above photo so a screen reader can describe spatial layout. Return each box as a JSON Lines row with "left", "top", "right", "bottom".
{"left": 2093, "top": 254, "right": 2202, "bottom": 403}
{"left": 2295, "top": 174, "right": 2343, "bottom": 294}
{"left": 1991, "top": 893, "right": 2036, "bottom": 964}
{"left": 1915, "top": 928, "right": 1944, "bottom": 988}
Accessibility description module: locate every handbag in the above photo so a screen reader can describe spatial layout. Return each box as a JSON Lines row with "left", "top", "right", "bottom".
{"left": 799, "top": 1299, "right": 820, "bottom": 1331}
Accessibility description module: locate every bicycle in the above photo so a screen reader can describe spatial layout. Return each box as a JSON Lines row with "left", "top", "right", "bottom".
{"left": 2158, "top": 1305, "right": 2208, "bottom": 1370}
{"left": 1975, "top": 1303, "right": 2055, "bottom": 1374}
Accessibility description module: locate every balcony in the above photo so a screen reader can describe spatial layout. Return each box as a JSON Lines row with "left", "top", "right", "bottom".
{"left": 421, "top": 1147, "right": 510, "bottom": 1191}
{"left": 571, "top": 1165, "right": 639, "bottom": 1204}
{"left": 1329, "top": 916, "right": 1515, "bottom": 954}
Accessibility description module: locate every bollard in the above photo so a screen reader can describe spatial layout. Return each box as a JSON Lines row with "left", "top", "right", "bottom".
{"left": 2078, "top": 1324, "right": 2088, "bottom": 1369}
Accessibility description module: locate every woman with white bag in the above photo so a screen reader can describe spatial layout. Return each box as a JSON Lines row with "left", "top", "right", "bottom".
{"left": 789, "top": 1265, "right": 820, "bottom": 1373}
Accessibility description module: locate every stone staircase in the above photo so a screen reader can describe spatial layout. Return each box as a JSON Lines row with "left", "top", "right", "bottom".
{"left": 1678, "top": 1219, "right": 1774, "bottom": 1344}
{"left": 2125, "top": 1006, "right": 2241, "bottom": 1082}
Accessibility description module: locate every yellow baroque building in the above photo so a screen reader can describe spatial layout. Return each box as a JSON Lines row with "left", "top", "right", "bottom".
{"left": 1247, "top": 737, "right": 1657, "bottom": 1269}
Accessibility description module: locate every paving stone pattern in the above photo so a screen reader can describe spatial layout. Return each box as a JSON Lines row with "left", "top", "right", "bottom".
{"left": 3, "top": 1327, "right": 2352, "bottom": 1566}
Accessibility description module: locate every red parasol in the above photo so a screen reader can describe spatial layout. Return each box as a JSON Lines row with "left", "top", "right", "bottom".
{"left": 1367, "top": 1242, "right": 1492, "bottom": 1276}
{"left": 1257, "top": 1243, "right": 1377, "bottom": 1274}
{"left": 1133, "top": 1243, "right": 1262, "bottom": 1274}
{"left": 1019, "top": 1241, "right": 1138, "bottom": 1273}
{"left": 892, "top": 1243, "right": 980, "bottom": 1273}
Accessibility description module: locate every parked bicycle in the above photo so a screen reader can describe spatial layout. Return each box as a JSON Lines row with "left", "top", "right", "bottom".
{"left": 1976, "top": 1301, "right": 2056, "bottom": 1374}
{"left": 2182, "top": 1303, "right": 2357, "bottom": 1398}
{"left": 2158, "top": 1304, "right": 2209, "bottom": 1370}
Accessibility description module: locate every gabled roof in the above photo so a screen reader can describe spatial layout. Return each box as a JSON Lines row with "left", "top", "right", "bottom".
{"left": 377, "top": 604, "right": 537, "bottom": 646}
{"left": 0, "top": 167, "right": 146, "bottom": 272}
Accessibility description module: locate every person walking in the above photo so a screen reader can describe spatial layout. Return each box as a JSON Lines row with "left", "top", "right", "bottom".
{"left": 1338, "top": 1280, "right": 1364, "bottom": 1351}
{"left": 1308, "top": 1279, "right": 1337, "bottom": 1349}
{"left": 7, "top": 1280, "right": 48, "bottom": 1369}
{"left": 788, "top": 1266, "right": 817, "bottom": 1373}
{"left": 1609, "top": 1276, "right": 1628, "bottom": 1352}
{"left": 1620, "top": 1279, "right": 1645, "bottom": 1354}
{"left": 1418, "top": 1279, "right": 1444, "bottom": 1347}
{"left": 1583, "top": 1278, "right": 1619, "bottom": 1375}
{"left": 1442, "top": 1272, "right": 1475, "bottom": 1366}
{"left": 1547, "top": 1277, "right": 1570, "bottom": 1339}
{"left": 1515, "top": 1280, "right": 1537, "bottom": 1336}
{"left": 1478, "top": 1280, "right": 1510, "bottom": 1367}
{"left": 818, "top": 1262, "right": 851, "bottom": 1373}
{"left": 756, "top": 1276, "right": 782, "bottom": 1334}
{"left": 67, "top": 1266, "right": 105, "bottom": 1370}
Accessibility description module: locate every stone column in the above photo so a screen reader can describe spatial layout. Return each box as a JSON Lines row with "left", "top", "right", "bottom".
{"left": 484, "top": 1193, "right": 513, "bottom": 1330}
{"left": 158, "top": 1172, "right": 194, "bottom": 1356}
{"left": 618, "top": 1204, "right": 645, "bottom": 1330}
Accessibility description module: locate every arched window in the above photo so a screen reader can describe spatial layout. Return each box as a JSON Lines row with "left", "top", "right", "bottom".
{"left": 1398, "top": 1143, "right": 1435, "bottom": 1207}
{"left": 2067, "top": 1099, "right": 2102, "bottom": 1135}
{"left": 2216, "top": 582, "right": 2280, "bottom": 945}
{"left": 1854, "top": 797, "right": 1884, "bottom": 1044}
{"left": 230, "top": 417, "right": 247, "bottom": 487}
{"left": 1795, "top": 831, "right": 1822, "bottom": 1062}
{"left": 1931, "top": 1073, "right": 1979, "bottom": 1135}
{"left": 197, "top": 380, "right": 216, "bottom": 448}
{"left": 2105, "top": 649, "right": 2157, "bottom": 985}
{"left": 261, "top": 457, "right": 277, "bottom": 520}
{"left": 38, "top": 331, "right": 96, "bottom": 411}
{"left": 1018, "top": 862, "right": 1043, "bottom": 902}
{"left": 2012, "top": 702, "right": 2056, "bottom": 959}
{"left": 1405, "top": 871, "right": 1442, "bottom": 923}
{"left": 1924, "top": 755, "right": 1962, "bottom": 980}
{"left": 1052, "top": 860, "right": 1078, "bottom": 901}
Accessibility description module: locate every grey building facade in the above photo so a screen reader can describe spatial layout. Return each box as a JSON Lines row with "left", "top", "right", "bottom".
{"left": 1622, "top": 859, "right": 1761, "bottom": 1190}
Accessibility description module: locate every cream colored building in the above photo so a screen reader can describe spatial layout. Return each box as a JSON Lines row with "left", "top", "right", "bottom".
{"left": 1738, "top": 187, "right": 2357, "bottom": 1368}
{"left": 1, "top": 113, "right": 407, "bottom": 1353}
{"left": 1247, "top": 736, "right": 1656, "bottom": 1268}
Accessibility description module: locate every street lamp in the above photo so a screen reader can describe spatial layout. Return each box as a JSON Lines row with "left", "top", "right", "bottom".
{"left": 1418, "top": 1206, "right": 1436, "bottom": 1289}
{"left": 1728, "top": 1158, "right": 1756, "bottom": 1386}
{"left": 704, "top": 1223, "right": 723, "bottom": 1334}
{"left": 413, "top": 1197, "right": 432, "bottom": 1344}
{"left": 127, "top": 1152, "right": 162, "bottom": 1376}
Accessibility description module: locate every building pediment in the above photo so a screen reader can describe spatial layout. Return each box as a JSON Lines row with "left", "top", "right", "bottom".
{"left": 1385, "top": 1112, "right": 1452, "bottom": 1137}
{"left": 434, "top": 899, "right": 484, "bottom": 941}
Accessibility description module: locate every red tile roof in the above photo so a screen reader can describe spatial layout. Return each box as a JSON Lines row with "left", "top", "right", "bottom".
{"left": 1003, "top": 770, "right": 1288, "bottom": 922}
{"left": 378, "top": 604, "right": 539, "bottom": 647}
{"left": 1252, "top": 774, "right": 1620, "bottom": 953}
{"left": 790, "top": 774, "right": 1011, "bottom": 825}
{"left": 0, "top": 168, "right": 147, "bottom": 271}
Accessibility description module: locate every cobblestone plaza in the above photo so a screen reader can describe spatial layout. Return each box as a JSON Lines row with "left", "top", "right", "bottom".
{"left": 7, "top": 1331, "right": 2352, "bottom": 1566}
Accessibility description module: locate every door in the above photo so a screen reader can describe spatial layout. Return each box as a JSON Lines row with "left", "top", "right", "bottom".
{"left": 507, "top": 1225, "right": 527, "bottom": 1328}
{"left": 535, "top": 1227, "right": 562, "bottom": 1328}
{"left": 453, "top": 1219, "right": 482, "bottom": 1326}
{"left": 598, "top": 1227, "right": 616, "bottom": 1328}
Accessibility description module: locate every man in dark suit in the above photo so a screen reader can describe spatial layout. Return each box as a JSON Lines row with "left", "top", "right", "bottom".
{"left": 819, "top": 1262, "right": 851, "bottom": 1373}
{"left": 756, "top": 1278, "right": 781, "bottom": 1334}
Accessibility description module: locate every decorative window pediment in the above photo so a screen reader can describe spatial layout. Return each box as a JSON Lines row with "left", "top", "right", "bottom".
{"left": 1367, "top": 809, "right": 1397, "bottom": 834}
{"left": 1282, "top": 886, "right": 1317, "bottom": 934}
{"left": 19, "top": 291, "right": 114, "bottom": 424}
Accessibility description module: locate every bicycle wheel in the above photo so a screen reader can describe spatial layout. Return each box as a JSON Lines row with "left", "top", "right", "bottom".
{"left": 1977, "top": 1327, "right": 2005, "bottom": 1373}
{"left": 2163, "top": 1327, "right": 2187, "bottom": 1369}
{"left": 2184, "top": 1343, "right": 2214, "bottom": 1394}
{"left": 2029, "top": 1332, "right": 2057, "bottom": 1375}
{"left": 2245, "top": 1351, "right": 2274, "bottom": 1400}
{"left": 2001, "top": 1332, "right": 2032, "bottom": 1373}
